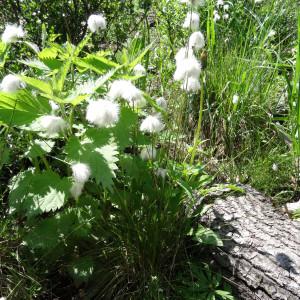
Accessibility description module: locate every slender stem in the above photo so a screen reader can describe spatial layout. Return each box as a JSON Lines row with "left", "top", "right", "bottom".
{"left": 190, "top": 75, "right": 204, "bottom": 164}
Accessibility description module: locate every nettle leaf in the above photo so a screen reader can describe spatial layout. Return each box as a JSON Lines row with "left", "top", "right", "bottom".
{"left": 65, "top": 133, "right": 119, "bottom": 189}
{"left": 24, "top": 207, "right": 94, "bottom": 250}
{"left": 25, "top": 139, "right": 55, "bottom": 159}
{"left": 192, "top": 225, "right": 223, "bottom": 247}
{"left": 113, "top": 107, "right": 138, "bottom": 150}
{"left": 69, "top": 256, "right": 94, "bottom": 282}
{"left": 21, "top": 75, "right": 53, "bottom": 95}
{"left": 9, "top": 170, "right": 71, "bottom": 217}
{"left": 74, "top": 53, "right": 120, "bottom": 74}
{"left": 0, "top": 90, "right": 50, "bottom": 126}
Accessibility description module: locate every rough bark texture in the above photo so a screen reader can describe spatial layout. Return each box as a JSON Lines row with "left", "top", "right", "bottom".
{"left": 201, "top": 186, "right": 300, "bottom": 300}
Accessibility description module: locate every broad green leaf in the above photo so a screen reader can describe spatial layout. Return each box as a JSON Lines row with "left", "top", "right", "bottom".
{"left": 9, "top": 170, "right": 71, "bottom": 217}
{"left": 0, "top": 90, "right": 50, "bottom": 126}
{"left": 25, "top": 139, "right": 55, "bottom": 159}
{"left": 74, "top": 53, "right": 120, "bottom": 74}
{"left": 24, "top": 207, "right": 94, "bottom": 250}
{"left": 21, "top": 75, "right": 53, "bottom": 95}
{"left": 18, "top": 59, "right": 50, "bottom": 71}
{"left": 113, "top": 107, "right": 138, "bottom": 150}
{"left": 65, "top": 134, "right": 119, "bottom": 189}
{"left": 193, "top": 225, "right": 223, "bottom": 246}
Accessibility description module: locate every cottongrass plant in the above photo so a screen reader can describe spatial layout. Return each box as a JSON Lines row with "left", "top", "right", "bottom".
{"left": 1, "top": 24, "right": 25, "bottom": 44}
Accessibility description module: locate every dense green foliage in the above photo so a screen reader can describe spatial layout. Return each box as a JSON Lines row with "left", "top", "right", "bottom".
{"left": 0, "top": 0, "right": 299, "bottom": 298}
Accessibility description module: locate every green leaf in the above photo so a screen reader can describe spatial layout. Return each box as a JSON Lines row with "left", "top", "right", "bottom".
{"left": 74, "top": 53, "right": 120, "bottom": 74}
{"left": 65, "top": 134, "right": 119, "bottom": 189}
{"left": 193, "top": 225, "right": 223, "bottom": 247}
{"left": 128, "top": 42, "right": 153, "bottom": 68}
{"left": 24, "top": 207, "right": 94, "bottom": 250}
{"left": 215, "top": 290, "right": 235, "bottom": 300}
{"left": 9, "top": 170, "right": 71, "bottom": 217}
{"left": 20, "top": 75, "right": 53, "bottom": 95}
{"left": 26, "top": 139, "right": 55, "bottom": 159}
{"left": 0, "top": 90, "right": 50, "bottom": 126}
{"left": 113, "top": 107, "right": 138, "bottom": 150}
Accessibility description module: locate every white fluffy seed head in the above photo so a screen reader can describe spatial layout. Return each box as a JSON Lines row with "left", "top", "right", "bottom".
{"left": 140, "top": 115, "right": 164, "bottom": 133}
{"left": 156, "top": 97, "right": 168, "bottom": 110}
{"left": 87, "top": 14, "right": 106, "bottom": 32}
{"left": 49, "top": 101, "right": 59, "bottom": 113}
{"left": 175, "top": 47, "right": 195, "bottom": 65}
{"left": 140, "top": 145, "right": 157, "bottom": 161}
{"left": 71, "top": 163, "right": 91, "bottom": 184}
{"left": 174, "top": 57, "right": 202, "bottom": 81}
{"left": 183, "top": 12, "right": 200, "bottom": 31}
{"left": 108, "top": 79, "right": 145, "bottom": 107}
{"left": 70, "top": 181, "right": 84, "bottom": 199}
{"left": 214, "top": 12, "right": 221, "bottom": 22}
{"left": 38, "top": 115, "right": 67, "bottom": 135}
{"left": 2, "top": 24, "right": 25, "bottom": 44}
{"left": 133, "top": 64, "right": 146, "bottom": 76}
{"left": 1, "top": 74, "right": 24, "bottom": 92}
{"left": 86, "top": 99, "right": 120, "bottom": 128}
{"left": 189, "top": 31, "right": 205, "bottom": 51}
{"left": 232, "top": 94, "right": 239, "bottom": 104}
{"left": 155, "top": 168, "right": 167, "bottom": 179}
{"left": 181, "top": 76, "right": 201, "bottom": 92}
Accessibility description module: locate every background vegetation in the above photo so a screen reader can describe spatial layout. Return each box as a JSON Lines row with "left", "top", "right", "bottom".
{"left": 0, "top": 0, "right": 299, "bottom": 299}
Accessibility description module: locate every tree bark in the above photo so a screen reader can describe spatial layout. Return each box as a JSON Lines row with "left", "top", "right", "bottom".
{"left": 201, "top": 186, "right": 300, "bottom": 300}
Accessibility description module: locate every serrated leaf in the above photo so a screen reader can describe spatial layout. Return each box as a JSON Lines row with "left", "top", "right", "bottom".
{"left": 65, "top": 134, "right": 119, "bottom": 189}
{"left": 18, "top": 59, "right": 50, "bottom": 71}
{"left": 112, "top": 107, "right": 138, "bottom": 150}
{"left": 193, "top": 225, "right": 223, "bottom": 247}
{"left": 9, "top": 170, "right": 71, "bottom": 216}
{"left": 20, "top": 75, "right": 53, "bottom": 95}
{"left": 26, "top": 139, "right": 55, "bottom": 159}
{"left": 0, "top": 90, "right": 51, "bottom": 126}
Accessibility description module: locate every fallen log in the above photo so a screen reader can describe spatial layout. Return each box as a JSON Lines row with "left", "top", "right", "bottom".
{"left": 201, "top": 186, "right": 300, "bottom": 300}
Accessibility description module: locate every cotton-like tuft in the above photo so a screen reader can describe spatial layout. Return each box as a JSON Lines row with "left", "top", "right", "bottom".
{"left": 175, "top": 47, "right": 195, "bottom": 65}
{"left": 71, "top": 163, "right": 91, "bottom": 184}
{"left": 49, "top": 101, "right": 59, "bottom": 113}
{"left": 87, "top": 14, "right": 106, "bottom": 32}
{"left": 70, "top": 181, "right": 84, "bottom": 199}
{"left": 189, "top": 31, "right": 205, "bottom": 50}
{"left": 173, "top": 57, "right": 201, "bottom": 81}
{"left": 38, "top": 115, "right": 67, "bottom": 135}
{"left": 140, "top": 115, "right": 164, "bottom": 133}
{"left": 155, "top": 168, "right": 167, "bottom": 179}
{"left": 133, "top": 64, "right": 146, "bottom": 76}
{"left": 2, "top": 24, "right": 25, "bottom": 44}
{"left": 140, "top": 145, "right": 157, "bottom": 161}
{"left": 214, "top": 11, "right": 221, "bottom": 22}
{"left": 181, "top": 76, "right": 201, "bottom": 92}
{"left": 223, "top": 14, "right": 229, "bottom": 20}
{"left": 86, "top": 99, "right": 120, "bottom": 128}
{"left": 183, "top": 12, "right": 200, "bottom": 31}
{"left": 156, "top": 97, "right": 168, "bottom": 110}
{"left": 108, "top": 79, "right": 146, "bottom": 107}
{"left": 1, "top": 74, "right": 24, "bottom": 92}
{"left": 232, "top": 94, "right": 239, "bottom": 104}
